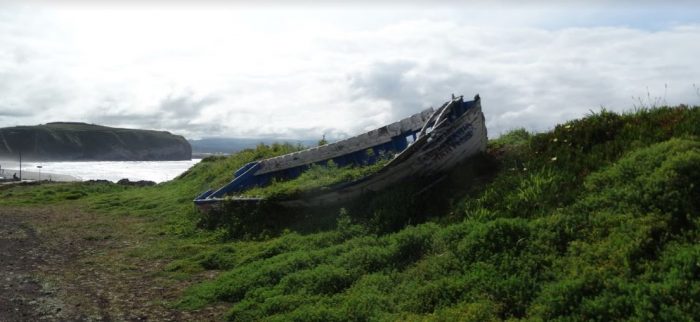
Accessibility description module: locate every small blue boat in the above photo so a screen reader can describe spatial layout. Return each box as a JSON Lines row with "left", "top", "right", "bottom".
{"left": 194, "top": 94, "right": 487, "bottom": 210}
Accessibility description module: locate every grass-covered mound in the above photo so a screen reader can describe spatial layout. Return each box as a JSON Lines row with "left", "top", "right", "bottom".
{"left": 173, "top": 106, "right": 699, "bottom": 321}
{"left": 1, "top": 106, "right": 698, "bottom": 321}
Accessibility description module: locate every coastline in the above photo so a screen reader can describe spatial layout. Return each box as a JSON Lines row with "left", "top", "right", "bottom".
{"left": 0, "top": 168, "right": 79, "bottom": 182}
{"left": 0, "top": 159, "right": 200, "bottom": 183}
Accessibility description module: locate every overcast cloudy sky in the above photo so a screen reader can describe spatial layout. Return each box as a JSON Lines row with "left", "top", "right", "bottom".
{"left": 1, "top": 1, "right": 699, "bottom": 140}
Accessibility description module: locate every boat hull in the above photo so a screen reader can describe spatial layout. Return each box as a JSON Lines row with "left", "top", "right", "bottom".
{"left": 278, "top": 100, "right": 486, "bottom": 207}
{"left": 194, "top": 94, "right": 487, "bottom": 210}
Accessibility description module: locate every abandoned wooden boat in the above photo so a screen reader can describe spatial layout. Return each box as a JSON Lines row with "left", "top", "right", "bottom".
{"left": 194, "top": 94, "right": 487, "bottom": 210}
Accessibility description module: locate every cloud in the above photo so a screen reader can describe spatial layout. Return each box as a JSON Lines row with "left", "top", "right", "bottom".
{"left": 153, "top": 92, "right": 221, "bottom": 129}
{"left": 349, "top": 60, "right": 489, "bottom": 118}
{"left": 0, "top": 6, "right": 699, "bottom": 140}
{"left": 0, "top": 106, "right": 31, "bottom": 117}
{"left": 159, "top": 93, "right": 219, "bottom": 118}
{"left": 340, "top": 22, "right": 700, "bottom": 135}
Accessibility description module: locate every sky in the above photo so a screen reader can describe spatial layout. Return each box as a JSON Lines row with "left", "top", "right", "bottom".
{"left": 1, "top": 1, "right": 699, "bottom": 140}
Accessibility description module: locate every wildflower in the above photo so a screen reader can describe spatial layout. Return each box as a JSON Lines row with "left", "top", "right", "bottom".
{"left": 553, "top": 138, "right": 558, "bottom": 142}
{"left": 565, "top": 124, "right": 572, "bottom": 129}
{"left": 523, "top": 167, "right": 528, "bottom": 171}
{"left": 551, "top": 157, "right": 557, "bottom": 161}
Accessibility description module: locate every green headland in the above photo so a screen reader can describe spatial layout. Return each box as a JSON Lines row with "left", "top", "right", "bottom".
{"left": 0, "top": 122, "right": 191, "bottom": 161}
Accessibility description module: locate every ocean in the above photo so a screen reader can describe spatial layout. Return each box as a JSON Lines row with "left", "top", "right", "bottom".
{"left": 0, "top": 159, "right": 201, "bottom": 183}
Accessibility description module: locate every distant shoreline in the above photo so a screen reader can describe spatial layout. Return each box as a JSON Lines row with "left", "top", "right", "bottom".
{"left": 0, "top": 168, "right": 79, "bottom": 182}
{"left": 0, "top": 159, "right": 200, "bottom": 183}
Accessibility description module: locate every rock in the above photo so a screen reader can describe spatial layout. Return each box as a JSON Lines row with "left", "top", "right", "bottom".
{"left": 116, "top": 179, "right": 156, "bottom": 187}
{"left": 85, "top": 180, "right": 112, "bottom": 184}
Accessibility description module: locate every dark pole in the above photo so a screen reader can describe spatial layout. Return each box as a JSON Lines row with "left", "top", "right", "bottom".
{"left": 19, "top": 151, "right": 22, "bottom": 181}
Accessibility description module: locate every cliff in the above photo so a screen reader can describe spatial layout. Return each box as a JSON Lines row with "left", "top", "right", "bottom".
{"left": 0, "top": 122, "right": 191, "bottom": 161}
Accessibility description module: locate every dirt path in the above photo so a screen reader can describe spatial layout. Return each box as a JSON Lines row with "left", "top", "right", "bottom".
{"left": 0, "top": 211, "right": 50, "bottom": 321}
{"left": 0, "top": 207, "right": 222, "bottom": 321}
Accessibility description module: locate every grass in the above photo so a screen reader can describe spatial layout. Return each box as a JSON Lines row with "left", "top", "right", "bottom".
{"left": 240, "top": 157, "right": 391, "bottom": 198}
{"left": 1, "top": 105, "right": 698, "bottom": 321}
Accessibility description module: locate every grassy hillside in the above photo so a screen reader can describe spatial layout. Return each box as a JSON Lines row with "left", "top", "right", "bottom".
{"left": 1, "top": 106, "right": 698, "bottom": 321}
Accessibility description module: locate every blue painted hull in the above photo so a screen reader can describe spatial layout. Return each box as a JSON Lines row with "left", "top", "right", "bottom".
{"left": 194, "top": 94, "right": 486, "bottom": 209}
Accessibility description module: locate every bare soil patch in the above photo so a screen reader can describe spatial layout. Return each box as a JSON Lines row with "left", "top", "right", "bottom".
{"left": 0, "top": 206, "right": 223, "bottom": 321}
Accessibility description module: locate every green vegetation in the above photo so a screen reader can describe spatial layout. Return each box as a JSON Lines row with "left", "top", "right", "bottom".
{"left": 1, "top": 106, "right": 699, "bottom": 321}
{"left": 317, "top": 134, "right": 329, "bottom": 146}
{"left": 241, "top": 158, "right": 390, "bottom": 198}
